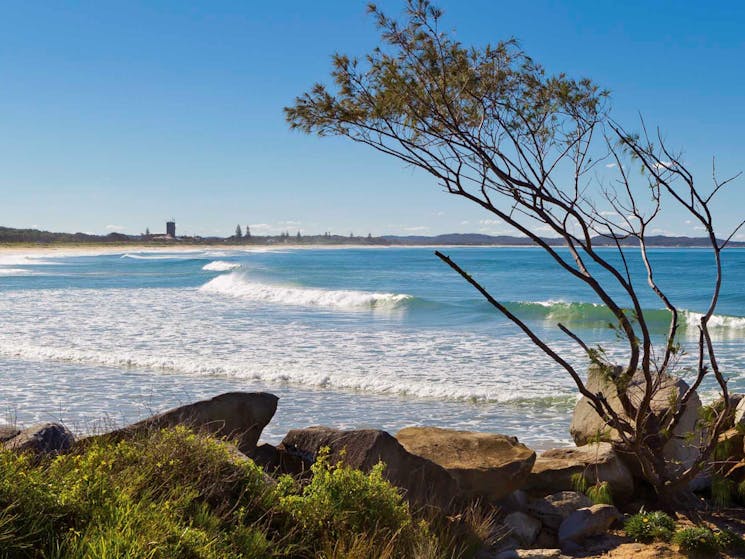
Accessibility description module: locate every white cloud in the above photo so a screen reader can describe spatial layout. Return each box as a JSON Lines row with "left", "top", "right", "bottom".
{"left": 605, "top": 163, "right": 617, "bottom": 168}
{"left": 653, "top": 161, "right": 672, "bottom": 170}
{"left": 434, "top": 211, "right": 445, "bottom": 216}
{"left": 105, "top": 224, "right": 126, "bottom": 231}
{"left": 460, "top": 220, "right": 470, "bottom": 225}
{"left": 479, "top": 219, "right": 501, "bottom": 225}
{"left": 402, "top": 226, "right": 430, "bottom": 232}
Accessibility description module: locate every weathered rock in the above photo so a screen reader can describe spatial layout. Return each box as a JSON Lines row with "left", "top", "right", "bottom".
{"left": 396, "top": 426, "right": 536, "bottom": 500}
{"left": 526, "top": 443, "right": 634, "bottom": 501}
{"left": 570, "top": 366, "right": 702, "bottom": 481}
{"left": 0, "top": 425, "right": 20, "bottom": 443}
{"left": 504, "top": 512, "right": 542, "bottom": 546}
{"left": 249, "top": 443, "right": 310, "bottom": 477}
{"left": 4, "top": 422, "right": 74, "bottom": 454}
{"left": 281, "top": 426, "right": 459, "bottom": 509}
{"left": 498, "top": 489, "right": 530, "bottom": 513}
{"left": 558, "top": 504, "right": 621, "bottom": 545}
{"left": 527, "top": 491, "right": 593, "bottom": 531}
{"left": 110, "top": 392, "right": 278, "bottom": 454}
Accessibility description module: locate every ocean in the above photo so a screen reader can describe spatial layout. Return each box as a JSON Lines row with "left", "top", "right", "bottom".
{"left": 1, "top": 246, "right": 744, "bottom": 450}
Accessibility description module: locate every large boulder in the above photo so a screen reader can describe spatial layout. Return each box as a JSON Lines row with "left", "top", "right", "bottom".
{"left": 526, "top": 443, "right": 634, "bottom": 501}
{"left": 280, "top": 426, "right": 459, "bottom": 509}
{"left": 108, "top": 392, "right": 278, "bottom": 454}
{"left": 570, "top": 366, "right": 702, "bottom": 479}
{"left": 558, "top": 504, "right": 621, "bottom": 546}
{"left": 4, "top": 422, "right": 74, "bottom": 455}
{"left": 396, "top": 426, "right": 536, "bottom": 501}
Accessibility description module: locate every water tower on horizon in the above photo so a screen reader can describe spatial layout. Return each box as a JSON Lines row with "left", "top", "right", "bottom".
{"left": 166, "top": 219, "right": 176, "bottom": 238}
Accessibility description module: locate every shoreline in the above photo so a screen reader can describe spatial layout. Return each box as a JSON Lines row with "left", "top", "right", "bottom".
{"left": 0, "top": 242, "right": 733, "bottom": 259}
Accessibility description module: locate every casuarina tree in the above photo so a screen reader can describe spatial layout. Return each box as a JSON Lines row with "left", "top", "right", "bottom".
{"left": 286, "top": 0, "right": 743, "bottom": 505}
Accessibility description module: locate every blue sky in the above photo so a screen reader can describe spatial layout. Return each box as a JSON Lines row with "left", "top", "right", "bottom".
{"left": 1, "top": 0, "right": 744, "bottom": 238}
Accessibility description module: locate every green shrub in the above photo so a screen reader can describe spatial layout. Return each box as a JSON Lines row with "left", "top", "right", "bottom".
{"left": 624, "top": 510, "right": 675, "bottom": 543}
{"left": 570, "top": 473, "right": 613, "bottom": 505}
{"left": 278, "top": 452, "right": 419, "bottom": 553}
{"left": 714, "top": 528, "right": 745, "bottom": 554}
{"left": 672, "top": 526, "right": 719, "bottom": 556}
{"left": 0, "top": 428, "right": 474, "bottom": 559}
{"left": 586, "top": 481, "right": 613, "bottom": 505}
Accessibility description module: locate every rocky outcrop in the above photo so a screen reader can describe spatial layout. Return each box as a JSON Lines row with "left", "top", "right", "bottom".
{"left": 570, "top": 366, "right": 702, "bottom": 480}
{"left": 526, "top": 443, "right": 634, "bottom": 501}
{"left": 396, "top": 426, "right": 535, "bottom": 501}
{"left": 107, "top": 392, "right": 278, "bottom": 454}
{"left": 558, "top": 504, "right": 621, "bottom": 546}
{"left": 4, "top": 422, "right": 74, "bottom": 455}
{"left": 527, "top": 491, "right": 593, "bottom": 531}
{"left": 281, "top": 426, "right": 459, "bottom": 509}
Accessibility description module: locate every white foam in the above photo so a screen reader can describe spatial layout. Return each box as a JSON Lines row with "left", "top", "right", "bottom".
{"left": 0, "top": 268, "right": 33, "bottom": 276}
{"left": 200, "top": 273, "right": 412, "bottom": 310}
{"left": 682, "top": 310, "right": 745, "bottom": 331}
{"left": 202, "top": 260, "right": 241, "bottom": 272}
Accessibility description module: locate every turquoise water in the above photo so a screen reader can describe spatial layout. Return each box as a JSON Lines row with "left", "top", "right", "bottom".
{"left": 1, "top": 246, "right": 744, "bottom": 449}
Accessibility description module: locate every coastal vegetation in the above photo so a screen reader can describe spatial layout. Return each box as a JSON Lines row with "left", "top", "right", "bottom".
{"left": 286, "top": 0, "right": 744, "bottom": 505}
{"left": 0, "top": 426, "right": 487, "bottom": 559}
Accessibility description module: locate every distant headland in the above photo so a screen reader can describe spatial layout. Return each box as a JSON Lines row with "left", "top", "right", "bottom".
{"left": 1, "top": 224, "right": 742, "bottom": 248}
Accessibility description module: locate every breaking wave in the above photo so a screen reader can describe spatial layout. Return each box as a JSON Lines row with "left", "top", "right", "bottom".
{"left": 0, "top": 268, "right": 33, "bottom": 276}
{"left": 200, "top": 272, "right": 413, "bottom": 310}
{"left": 501, "top": 300, "right": 745, "bottom": 332}
{"left": 202, "top": 261, "right": 241, "bottom": 272}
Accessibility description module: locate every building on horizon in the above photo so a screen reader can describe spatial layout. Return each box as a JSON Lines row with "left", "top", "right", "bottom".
{"left": 166, "top": 220, "right": 176, "bottom": 238}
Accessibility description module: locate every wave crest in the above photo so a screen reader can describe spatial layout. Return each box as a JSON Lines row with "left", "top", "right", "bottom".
{"left": 200, "top": 273, "right": 412, "bottom": 310}
{"left": 202, "top": 261, "right": 241, "bottom": 272}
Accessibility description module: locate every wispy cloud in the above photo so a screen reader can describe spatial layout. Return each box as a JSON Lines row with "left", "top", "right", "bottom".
{"left": 402, "top": 226, "right": 430, "bottom": 232}
{"left": 105, "top": 224, "right": 126, "bottom": 231}
{"left": 479, "top": 219, "right": 501, "bottom": 225}
{"left": 605, "top": 163, "right": 617, "bottom": 169}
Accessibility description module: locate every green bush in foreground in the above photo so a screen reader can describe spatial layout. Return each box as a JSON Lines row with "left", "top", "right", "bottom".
{"left": 714, "top": 528, "right": 745, "bottom": 554}
{"left": 672, "top": 526, "right": 719, "bottom": 557}
{"left": 624, "top": 510, "right": 675, "bottom": 543}
{"left": 0, "top": 427, "right": 476, "bottom": 559}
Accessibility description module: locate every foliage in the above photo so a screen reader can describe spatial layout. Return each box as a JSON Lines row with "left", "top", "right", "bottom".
{"left": 710, "top": 476, "right": 735, "bottom": 509}
{"left": 570, "top": 474, "right": 613, "bottom": 505}
{"left": 0, "top": 427, "right": 477, "bottom": 558}
{"left": 714, "top": 528, "right": 745, "bottom": 554}
{"left": 586, "top": 481, "right": 613, "bottom": 505}
{"left": 624, "top": 510, "right": 675, "bottom": 543}
{"left": 672, "top": 526, "right": 719, "bottom": 556}
{"left": 287, "top": 0, "right": 744, "bottom": 504}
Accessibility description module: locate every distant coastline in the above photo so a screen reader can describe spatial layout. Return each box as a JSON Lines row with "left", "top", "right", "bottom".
{"left": 1, "top": 225, "right": 741, "bottom": 249}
